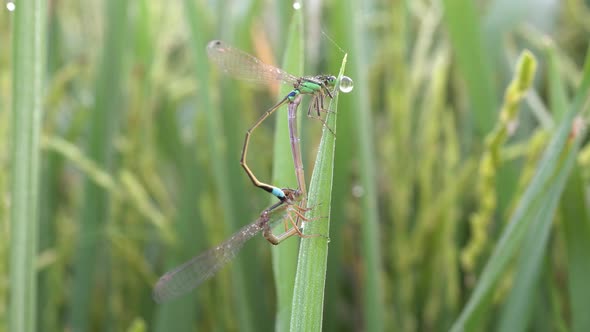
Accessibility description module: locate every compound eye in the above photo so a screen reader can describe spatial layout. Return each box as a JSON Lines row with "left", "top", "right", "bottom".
{"left": 326, "top": 75, "right": 337, "bottom": 86}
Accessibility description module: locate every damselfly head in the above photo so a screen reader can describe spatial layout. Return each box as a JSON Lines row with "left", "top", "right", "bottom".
{"left": 324, "top": 75, "right": 337, "bottom": 87}
{"left": 207, "top": 40, "right": 224, "bottom": 52}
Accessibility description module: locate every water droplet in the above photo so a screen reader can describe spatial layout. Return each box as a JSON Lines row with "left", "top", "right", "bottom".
{"left": 6, "top": 2, "right": 15, "bottom": 11}
{"left": 293, "top": 1, "right": 301, "bottom": 10}
{"left": 339, "top": 76, "right": 353, "bottom": 93}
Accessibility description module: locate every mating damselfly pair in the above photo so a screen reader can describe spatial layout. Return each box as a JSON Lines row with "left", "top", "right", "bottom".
{"left": 153, "top": 40, "right": 352, "bottom": 303}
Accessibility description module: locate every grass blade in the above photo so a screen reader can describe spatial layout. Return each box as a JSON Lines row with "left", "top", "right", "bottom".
{"left": 70, "top": 1, "right": 127, "bottom": 329}
{"left": 442, "top": 0, "right": 498, "bottom": 136}
{"left": 9, "top": 1, "right": 46, "bottom": 331}
{"left": 561, "top": 167, "right": 590, "bottom": 332}
{"left": 497, "top": 182, "right": 564, "bottom": 331}
{"left": 338, "top": 0, "right": 385, "bottom": 330}
{"left": 549, "top": 39, "right": 590, "bottom": 332}
{"left": 290, "top": 54, "right": 348, "bottom": 331}
{"left": 450, "top": 46, "right": 590, "bottom": 332}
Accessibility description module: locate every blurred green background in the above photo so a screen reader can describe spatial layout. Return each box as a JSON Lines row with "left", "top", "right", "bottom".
{"left": 3, "top": 0, "right": 590, "bottom": 331}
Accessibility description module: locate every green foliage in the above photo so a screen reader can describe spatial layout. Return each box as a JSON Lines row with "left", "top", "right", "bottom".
{"left": 462, "top": 51, "right": 537, "bottom": 273}
{"left": 9, "top": 1, "right": 46, "bottom": 332}
{"left": 270, "top": 10, "right": 304, "bottom": 332}
{"left": 3, "top": 1, "right": 590, "bottom": 331}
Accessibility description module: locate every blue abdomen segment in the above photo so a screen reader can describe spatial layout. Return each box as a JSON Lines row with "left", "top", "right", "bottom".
{"left": 271, "top": 187, "right": 286, "bottom": 199}
{"left": 287, "top": 90, "right": 299, "bottom": 101}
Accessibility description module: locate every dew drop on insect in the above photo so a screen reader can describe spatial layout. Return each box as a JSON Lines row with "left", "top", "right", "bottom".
{"left": 6, "top": 2, "right": 15, "bottom": 11}
{"left": 339, "top": 76, "right": 354, "bottom": 93}
{"left": 293, "top": 1, "right": 301, "bottom": 10}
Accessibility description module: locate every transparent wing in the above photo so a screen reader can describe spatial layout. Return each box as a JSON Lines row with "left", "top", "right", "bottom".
{"left": 152, "top": 207, "right": 290, "bottom": 303}
{"left": 207, "top": 40, "right": 299, "bottom": 85}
